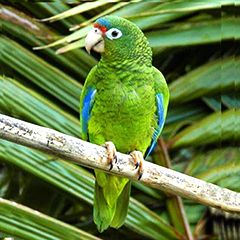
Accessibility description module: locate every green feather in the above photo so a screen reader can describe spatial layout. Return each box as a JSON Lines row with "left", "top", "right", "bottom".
{"left": 110, "top": 181, "right": 131, "bottom": 229}
{"left": 94, "top": 170, "right": 129, "bottom": 231}
{"left": 95, "top": 171, "right": 128, "bottom": 206}
{"left": 93, "top": 179, "right": 116, "bottom": 232}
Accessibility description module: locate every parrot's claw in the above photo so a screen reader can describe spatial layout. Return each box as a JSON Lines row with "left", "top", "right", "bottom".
{"left": 104, "top": 141, "right": 117, "bottom": 171}
{"left": 130, "top": 151, "right": 144, "bottom": 180}
{"left": 134, "top": 161, "right": 139, "bottom": 169}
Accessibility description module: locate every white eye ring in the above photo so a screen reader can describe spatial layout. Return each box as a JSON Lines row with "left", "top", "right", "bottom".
{"left": 106, "top": 28, "right": 122, "bottom": 40}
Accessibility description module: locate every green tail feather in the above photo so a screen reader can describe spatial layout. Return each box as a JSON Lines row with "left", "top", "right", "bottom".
{"left": 93, "top": 180, "right": 116, "bottom": 232}
{"left": 93, "top": 170, "right": 130, "bottom": 232}
{"left": 110, "top": 180, "right": 131, "bottom": 228}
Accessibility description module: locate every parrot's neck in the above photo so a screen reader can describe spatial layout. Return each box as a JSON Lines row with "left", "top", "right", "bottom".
{"left": 100, "top": 38, "right": 152, "bottom": 69}
{"left": 99, "top": 52, "right": 152, "bottom": 70}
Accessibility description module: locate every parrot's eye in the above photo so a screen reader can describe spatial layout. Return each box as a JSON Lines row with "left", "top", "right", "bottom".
{"left": 106, "top": 28, "right": 122, "bottom": 40}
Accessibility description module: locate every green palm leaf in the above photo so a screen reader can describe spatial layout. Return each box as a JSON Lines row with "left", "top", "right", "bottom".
{"left": 171, "top": 109, "right": 240, "bottom": 148}
{"left": 0, "top": 197, "right": 101, "bottom": 240}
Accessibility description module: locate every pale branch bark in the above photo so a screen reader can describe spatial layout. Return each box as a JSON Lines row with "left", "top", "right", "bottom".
{"left": 0, "top": 114, "right": 239, "bottom": 213}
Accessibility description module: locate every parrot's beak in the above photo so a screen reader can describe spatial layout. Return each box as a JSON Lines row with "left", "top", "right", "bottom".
{"left": 85, "top": 28, "right": 104, "bottom": 54}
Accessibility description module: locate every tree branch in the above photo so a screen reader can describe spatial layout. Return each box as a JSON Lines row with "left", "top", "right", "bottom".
{"left": 157, "top": 139, "right": 193, "bottom": 240}
{"left": 0, "top": 114, "right": 239, "bottom": 213}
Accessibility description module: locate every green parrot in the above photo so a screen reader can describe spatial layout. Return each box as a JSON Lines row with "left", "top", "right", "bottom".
{"left": 80, "top": 16, "right": 169, "bottom": 232}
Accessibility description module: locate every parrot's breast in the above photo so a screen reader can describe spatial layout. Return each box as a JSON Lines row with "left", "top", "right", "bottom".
{"left": 88, "top": 66, "right": 156, "bottom": 154}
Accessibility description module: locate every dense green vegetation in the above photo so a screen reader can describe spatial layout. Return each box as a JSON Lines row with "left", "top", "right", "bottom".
{"left": 0, "top": 1, "right": 239, "bottom": 239}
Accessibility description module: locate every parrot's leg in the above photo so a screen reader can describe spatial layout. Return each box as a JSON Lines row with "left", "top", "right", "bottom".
{"left": 130, "top": 151, "right": 144, "bottom": 180}
{"left": 104, "top": 141, "right": 117, "bottom": 170}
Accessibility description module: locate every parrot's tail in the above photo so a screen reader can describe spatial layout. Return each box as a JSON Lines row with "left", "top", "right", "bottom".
{"left": 93, "top": 170, "right": 131, "bottom": 232}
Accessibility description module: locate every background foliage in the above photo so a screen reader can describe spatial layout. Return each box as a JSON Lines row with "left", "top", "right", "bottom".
{"left": 0, "top": 1, "right": 239, "bottom": 240}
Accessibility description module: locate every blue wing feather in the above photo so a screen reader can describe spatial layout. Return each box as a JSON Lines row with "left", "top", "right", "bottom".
{"left": 81, "top": 87, "right": 96, "bottom": 140}
{"left": 145, "top": 93, "right": 165, "bottom": 158}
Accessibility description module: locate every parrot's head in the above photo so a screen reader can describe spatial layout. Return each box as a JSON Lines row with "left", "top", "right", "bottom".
{"left": 85, "top": 16, "right": 152, "bottom": 63}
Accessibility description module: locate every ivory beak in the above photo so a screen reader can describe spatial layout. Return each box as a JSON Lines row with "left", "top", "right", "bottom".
{"left": 85, "top": 28, "right": 104, "bottom": 54}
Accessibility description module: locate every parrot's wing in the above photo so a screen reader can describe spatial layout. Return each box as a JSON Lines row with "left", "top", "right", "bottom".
{"left": 145, "top": 93, "right": 165, "bottom": 157}
{"left": 81, "top": 87, "right": 96, "bottom": 140}
{"left": 80, "top": 66, "right": 97, "bottom": 140}
{"left": 145, "top": 67, "right": 169, "bottom": 158}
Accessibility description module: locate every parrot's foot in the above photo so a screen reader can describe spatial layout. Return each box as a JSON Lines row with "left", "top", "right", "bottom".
{"left": 130, "top": 151, "right": 144, "bottom": 180}
{"left": 104, "top": 141, "right": 117, "bottom": 170}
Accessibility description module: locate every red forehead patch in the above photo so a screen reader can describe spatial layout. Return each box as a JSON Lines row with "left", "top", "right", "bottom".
{"left": 93, "top": 23, "right": 107, "bottom": 33}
